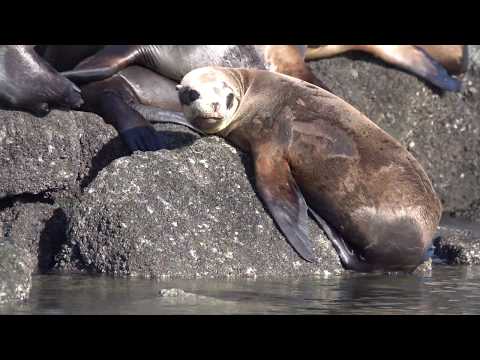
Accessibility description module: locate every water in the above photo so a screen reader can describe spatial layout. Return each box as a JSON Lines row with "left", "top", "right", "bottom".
{"left": 2, "top": 264, "right": 480, "bottom": 314}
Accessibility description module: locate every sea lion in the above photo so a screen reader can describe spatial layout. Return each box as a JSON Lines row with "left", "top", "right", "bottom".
{"left": 49, "top": 45, "right": 328, "bottom": 151}
{"left": 176, "top": 66, "right": 442, "bottom": 272}
{"left": 60, "top": 45, "right": 326, "bottom": 88}
{"left": 305, "top": 45, "right": 466, "bottom": 92}
{"left": 0, "top": 45, "right": 83, "bottom": 117}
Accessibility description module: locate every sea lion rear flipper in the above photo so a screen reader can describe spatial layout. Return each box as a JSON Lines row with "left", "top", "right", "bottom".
{"left": 417, "top": 45, "right": 469, "bottom": 75}
{"left": 61, "top": 45, "right": 139, "bottom": 84}
{"left": 264, "top": 45, "right": 333, "bottom": 93}
{"left": 308, "top": 209, "right": 374, "bottom": 272}
{"left": 363, "top": 45, "right": 462, "bottom": 92}
{"left": 253, "top": 149, "right": 316, "bottom": 262}
{"left": 304, "top": 45, "right": 357, "bottom": 61}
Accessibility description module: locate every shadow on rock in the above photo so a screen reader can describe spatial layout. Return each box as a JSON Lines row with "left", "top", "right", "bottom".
{"left": 80, "top": 128, "right": 199, "bottom": 190}
{"left": 38, "top": 208, "right": 68, "bottom": 273}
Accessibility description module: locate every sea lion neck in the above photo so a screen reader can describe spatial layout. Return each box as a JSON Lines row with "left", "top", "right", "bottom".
{"left": 216, "top": 68, "right": 254, "bottom": 143}
{"left": 220, "top": 67, "right": 252, "bottom": 98}
{"left": 218, "top": 70, "right": 289, "bottom": 152}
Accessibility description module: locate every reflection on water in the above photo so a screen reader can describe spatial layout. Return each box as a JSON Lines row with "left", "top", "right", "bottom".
{"left": 2, "top": 265, "right": 480, "bottom": 314}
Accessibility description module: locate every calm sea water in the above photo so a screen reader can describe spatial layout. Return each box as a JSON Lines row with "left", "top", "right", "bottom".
{"left": 2, "top": 264, "right": 480, "bottom": 314}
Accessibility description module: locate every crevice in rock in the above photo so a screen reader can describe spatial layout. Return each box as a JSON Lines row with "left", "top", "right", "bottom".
{"left": 77, "top": 135, "right": 129, "bottom": 191}
{"left": 38, "top": 208, "right": 68, "bottom": 273}
{"left": 0, "top": 191, "right": 55, "bottom": 211}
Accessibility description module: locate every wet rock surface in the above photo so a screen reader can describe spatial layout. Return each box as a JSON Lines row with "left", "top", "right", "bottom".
{"left": 434, "top": 222, "right": 480, "bottom": 265}
{"left": 0, "top": 241, "right": 34, "bottom": 304}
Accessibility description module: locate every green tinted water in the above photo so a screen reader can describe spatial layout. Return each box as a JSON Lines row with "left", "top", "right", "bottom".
{"left": 2, "top": 264, "right": 480, "bottom": 314}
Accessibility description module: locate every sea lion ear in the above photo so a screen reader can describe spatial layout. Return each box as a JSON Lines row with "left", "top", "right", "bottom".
{"left": 253, "top": 145, "right": 316, "bottom": 263}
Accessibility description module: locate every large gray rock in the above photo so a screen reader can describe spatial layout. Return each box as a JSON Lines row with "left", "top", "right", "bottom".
{"left": 0, "top": 200, "right": 72, "bottom": 304}
{"left": 65, "top": 134, "right": 345, "bottom": 279}
{"left": 0, "top": 109, "right": 128, "bottom": 200}
{"left": 309, "top": 48, "right": 480, "bottom": 217}
{"left": 0, "top": 110, "right": 80, "bottom": 198}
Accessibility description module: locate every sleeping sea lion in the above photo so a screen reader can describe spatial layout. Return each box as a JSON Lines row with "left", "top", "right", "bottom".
{"left": 176, "top": 66, "right": 442, "bottom": 272}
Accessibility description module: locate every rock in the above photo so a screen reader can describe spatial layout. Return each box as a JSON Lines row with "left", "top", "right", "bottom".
{"left": 73, "top": 111, "right": 129, "bottom": 190}
{"left": 0, "top": 109, "right": 129, "bottom": 201}
{"left": 0, "top": 241, "right": 34, "bottom": 304}
{"left": 159, "top": 288, "right": 191, "bottom": 298}
{"left": 0, "top": 109, "right": 81, "bottom": 198}
{"left": 308, "top": 47, "right": 480, "bottom": 218}
{"left": 65, "top": 134, "right": 345, "bottom": 279}
{"left": 0, "top": 201, "right": 67, "bottom": 272}
{"left": 434, "top": 224, "right": 480, "bottom": 265}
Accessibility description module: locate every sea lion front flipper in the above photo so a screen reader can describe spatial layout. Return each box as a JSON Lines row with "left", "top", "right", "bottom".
{"left": 361, "top": 45, "right": 462, "bottom": 92}
{"left": 129, "top": 104, "right": 205, "bottom": 135}
{"left": 61, "top": 45, "right": 140, "bottom": 84}
{"left": 253, "top": 147, "right": 316, "bottom": 262}
{"left": 82, "top": 87, "right": 163, "bottom": 152}
{"left": 100, "top": 93, "right": 164, "bottom": 152}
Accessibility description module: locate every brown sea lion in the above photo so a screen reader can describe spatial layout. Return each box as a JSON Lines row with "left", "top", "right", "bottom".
{"left": 176, "top": 66, "right": 442, "bottom": 272}
{"left": 0, "top": 45, "right": 83, "bottom": 117}
{"left": 305, "top": 45, "right": 466, "bottom": 92}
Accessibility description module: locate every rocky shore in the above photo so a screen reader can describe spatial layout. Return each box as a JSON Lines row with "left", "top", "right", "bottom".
{"left": 2, "top": 46, "right": 480, "bottom": 303}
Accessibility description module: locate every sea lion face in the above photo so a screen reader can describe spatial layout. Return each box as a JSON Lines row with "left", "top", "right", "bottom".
{"left": 177, "top": 67, "right": 240, "bottom": 134}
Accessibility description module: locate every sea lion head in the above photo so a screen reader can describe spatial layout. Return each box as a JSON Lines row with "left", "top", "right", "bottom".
{"left": 177, "top": 67, "right": 241, "bottom": 134}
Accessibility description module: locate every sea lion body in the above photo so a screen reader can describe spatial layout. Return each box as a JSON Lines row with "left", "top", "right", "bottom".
{"left": 177, "top": 67, "right": 442, "bottom": 272}
{"left": 0, "top": 45, "right": 83, "bottom": 117}
{"left": 61, "top": 45, "right": 322, "bottom": 87}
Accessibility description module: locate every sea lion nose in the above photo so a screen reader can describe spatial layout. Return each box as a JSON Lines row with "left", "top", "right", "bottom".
{"left": 179, "top": 87, "right": 200, "bottom": 106}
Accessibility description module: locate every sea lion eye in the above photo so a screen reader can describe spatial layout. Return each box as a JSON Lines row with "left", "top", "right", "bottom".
{"left": 188, "top": 89, "right": 200, "bottom": 103}
{"left": 179, "top": 88, "right": 200, "bottom": 105}
{"left": 226, "top": 93, "right": 234, "bottom": 109}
